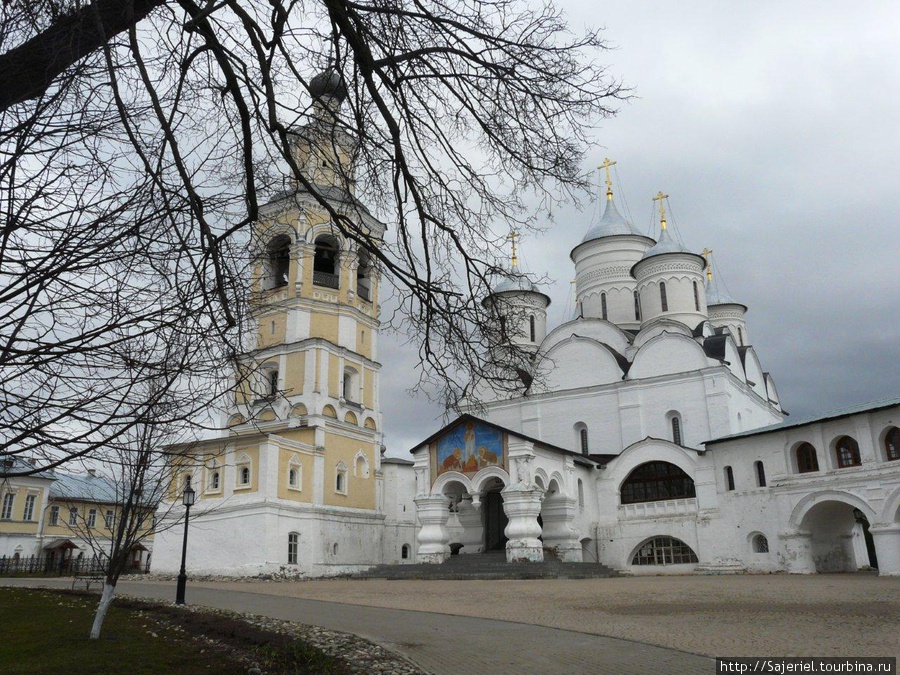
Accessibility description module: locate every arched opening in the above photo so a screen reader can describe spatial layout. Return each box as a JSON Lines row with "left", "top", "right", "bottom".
{"left": 401, "top": 544, "right": 410, "bottom": 560}
{"left": 659, "top": 281, "right": 668, "bottom": 312}
{"left": 620, "top": 461, "right": 695, "bottom": 504}
{"left": 342, "top": 367, "right": 358, "bottom": 402}
{"left": 737, "top": 326, "right": 744, "bottom": 346}
{"left": 574, "top": 422, "right": 588, "bottom": 455}
{"left": 265, "top": 234, "right": 291, "bottom": 289}
{"left": 724, "top": 465, "right": 735, "bottom": 491}
{"left": 529, "top": 315, "right": 536, "bottom": 342}
{"left": 835, "top": 436, "right": 861, "bottom": 468}
{"left": 796, "top": 442, "right": 819, "bottom": 473}
{"left": 335, "top": 462, "right": 348, "bottom": 494}
{"left": 631, "top": 536, "right": 698, "bottom": 566}
{"left": 754, "top": 460, "right": 766, "bottom": 487}
{"left": 577, "top": 478, "right": 585, "bottom": 508}
{"left": 601, "top": 292, "right": 608, "bottom": 320}
{"left": 482, "top": 477, "right": 508, "bottom": 552}
{"left": 313, "top": 234, "right": 340, "bottom": 289}
{"left": 633, "top": 290, "right": 641, "bottom": 321}
{"left": 670, "top": 416, "right": 682, "bottom": 445}
{"left": 693, "top": 281, "right": 700, "bottom": 311}
{"left": 751, "top": 534, "right": 769, "bottom": 553}
{"left": 799, "top": 500, "right": 877, "bottom": 572}
{"left": 884, "top": 426, "right": 900, "bottom": 461}
{"left": 356, "top": 247, "right": 373, "bottom": 300}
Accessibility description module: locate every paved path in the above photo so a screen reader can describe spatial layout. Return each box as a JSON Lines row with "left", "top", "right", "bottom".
{"left": 2, "top": 577, "right": 711, "bottom": 674}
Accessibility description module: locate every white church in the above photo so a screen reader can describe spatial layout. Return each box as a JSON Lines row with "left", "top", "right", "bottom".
{"left": 152, "top": 73, "right": 900, "bottom": 579}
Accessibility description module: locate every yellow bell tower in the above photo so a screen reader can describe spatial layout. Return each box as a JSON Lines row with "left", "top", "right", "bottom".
{"left": 227, "top": 69, "right": 386, "bottom": 516}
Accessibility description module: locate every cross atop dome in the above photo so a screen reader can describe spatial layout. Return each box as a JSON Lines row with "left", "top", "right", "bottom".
{"left": 599, "top": 158, "right": 617, "bottom": 201}
{"left": 653, "top": 191, "right": 669, "bottom": 230}
{"left": 508, "top": 230, "right": 520, "bottom": 269}
{"left": 701, "top": 248, "right": 713, "bottom": 281}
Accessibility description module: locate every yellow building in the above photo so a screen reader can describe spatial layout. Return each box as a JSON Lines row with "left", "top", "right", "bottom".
{"left": 151, "top": 70, "right": 404, "bottom": 577}
{"left": 0, "top": 458, "right": 153, "bottom": 573}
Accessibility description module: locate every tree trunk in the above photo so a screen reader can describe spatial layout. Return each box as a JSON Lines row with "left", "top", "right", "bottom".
{"left": 90, "top": 581, "right": 117, "bottom": 640}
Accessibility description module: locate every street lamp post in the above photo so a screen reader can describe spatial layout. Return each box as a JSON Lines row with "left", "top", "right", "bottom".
{"left": 175, "top": 475, "right": 196, "bottom": 605}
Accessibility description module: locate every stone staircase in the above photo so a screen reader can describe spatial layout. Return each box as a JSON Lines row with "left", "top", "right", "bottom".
{"left": 356, "top": 551, "right": 619, "bottom": 580}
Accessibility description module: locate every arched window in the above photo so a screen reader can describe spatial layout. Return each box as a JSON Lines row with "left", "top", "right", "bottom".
{"left": 601, "top": 293, "right": 608, "bottom": 320}
{"left": 574, "top": 423, "right": 588, "bottom": 455}
{"left": 634, "top": 290, "right": 641, "bottom": 321}
{"left": 264, "top": 368, "right": 278, "bottom": 398}
{"left": 313, "top": 234, "right": 340, "bottom": 289}
{"left": 620, "top": 462, "right": 695, "bottom": 505}
{"left": 671, "top": 417, "right": 682, "bottom": 445}
{"left": 631, "top": 537, "right": 698, "bottom": 566}
{"left": 354, "top": 452, "right": 369, "bottom": 479}
{"left": 885, "top": 427, "right": 900, "bottom": 461}
{"left": 529, "top": 315, "right": 536, "bottom": 342}
{"left": 724, "top": 465, "right": 735, "bottom": 491}
{"left": 796, "top": 443, "right": 819, "bottom": 473}
{"left": 401, "top": 544, "right": 410, "bottom": 560}
{"left": 693, "top": 281, "right": 700, "bottom": 311}
{"left": 835, "top": 435, "right": 861, "bottom": 468}
{"left": 288, "top": 532, "right": 299, "bottom": 564}
{"left": 357, "top": 247, "right": 373, "bottom": 301}
{"left": 210, "top": 471, "right": 220, "bottom": 491}
{"left": 265, "top": 234, "right": 291, "bottom": 289}
{"left": 737, "top": 327, "right": 744, "bottom": 346}
{"left": 577, "top": 479, "right": 585, "bottom": 508}
{"left": 752, "top": 534, "right": 769, "bottom": 554}
{"left": 659, "top": 282, "right": 668, "bottom": 312}
{"left": 288, "top": 456, "right": 302, "bottom": 490}
{"left": 343, "top": 371, "right": 353, "bottom": 401}
{"left": 240, "top": 466, "right": 251, "bottom": 485}
{"left": 754, "top": 460, "right": 766, "bottom": 487}
{"left": 335, "top": 462, "right": 348, "bottom": 494}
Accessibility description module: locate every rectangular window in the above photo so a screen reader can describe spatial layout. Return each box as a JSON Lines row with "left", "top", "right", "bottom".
{"left": 49, "top": 505, "right": 59, "bottom": 526}
{"left": 288, "top": 532, "right": 299, "bottom": 564}
{"left": 105, "top": 510, "right": 115, "bottom": 530}
{"left": 87, "top": 509, "right": 97, "bottom": 528}
{"left": 1, "top": 493, "right": 14, "bottom": 520}
{"left": 23, "top": 494, "right": 36, "bottom": 521}
{"left": 68, "top": 507, "right": 78, "bottom": 526}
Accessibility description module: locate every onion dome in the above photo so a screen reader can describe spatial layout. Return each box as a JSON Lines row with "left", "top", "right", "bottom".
{"left": 581, "top": 195, "right": 643, "bottom": 242}
{"left": 638, "top": 225, "right": 688, "bottom": 262}
{"left": 310, "top": 69, "right": 348, "bottom": 103}
{"left": 492, "top": 263, "right": 540, "bottom": 294}
{"left": 706, "top": 277, "right": 747, "bottom": 310}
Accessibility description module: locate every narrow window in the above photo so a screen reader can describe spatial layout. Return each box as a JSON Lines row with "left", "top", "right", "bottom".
{"left": 796, "top": 443, "right": 819, "bottom": 473}
{"left": 87, "top": 509, "right": 97, "bottom": 528}
{"left": 49, "top": 506, "right": 59, "bottom": 526}
{"left": 601, "top": 293, "right": 608, "bottom": 320}
{"left": 268, "top": 370, "right": 279, "bottom": 397}
{"left": 23, "top": 494, "right": 36, "bottom": 521}
{"left": 724, "top": 466, "right": 735, "bottom": 491}
{"left": 755, "top": 461, "right": 766, "bottom": 487}
{"left": 577, "top": 479, "right": 585, "bottom": 508}
{"left": 401, "top": 544, "right": 410, "bottom": 559}
{"left": 1, "top": 493, "right": 14, "bottom": 520}
{"left": 241, "top": 466, "right": 251, "bottom": 485}
{"left": 211, "top": 471, "right": 220, "bottom": 490}
{"left": 266, "top": 235, "right": 291, "bottom": 289}
{"left": 68, "top": 508, "right": 78, "bottom": 526}
{"left": 634, "top": 290, "right": 641, "bottom": 321}
{"left": 671, "top": 417, "right": 682, "bottom": 445}
{"left": 335, "top": 463, "right": 348, "bottom": 494}
{"left": 105, "top": 510, "right": 114, "bottom": 529}
{"left": 835, "top": 436, "right": 861, "bottom": 468}
{"left": 660, "top": 282, "right": 668, "bottom": 312}
{"left": 499, "top": 316, "right": 507, "bottom": 339}
{"left": 288, "top": 532, "right": 299, "bottom": 564}
{"left": 580, "top": 428, "right": 589, "bottom": 455}
{"left": 357, "top": 248, "right": 373, "bottom": 301}
{"left": 343, "top": 371, "right": 353, "bottom": 401}
{"left": 693, "top": 281, "right": 700, "bottom": 311}
{"left": 313, "top": 235, "right": 340, "bottom": 289}
{"left": 752, "top": 534, "right": 769, "bottom": 553}
{"left": 738, "top": 327, "right": 744, "bottom": 346}
{"left": 529, "top": 315, "right": 536, "bottom": 342}
{"left": 885, "top": 427, "right": 900, "bottom": 461}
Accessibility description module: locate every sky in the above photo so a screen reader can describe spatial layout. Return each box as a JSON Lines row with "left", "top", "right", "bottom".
{"left": 378, "top": 1, "right": 900, "bottom": 456}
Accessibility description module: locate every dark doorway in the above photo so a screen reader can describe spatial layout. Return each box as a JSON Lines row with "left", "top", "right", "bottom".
{"left": 855, "top": 509, "right": 878, "bottom": 569}
{"left": 483, "top": 490, "right": 508, "bottom": 552}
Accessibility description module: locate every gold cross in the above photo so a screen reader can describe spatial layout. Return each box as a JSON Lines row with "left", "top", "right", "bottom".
{"left": 508, "top": 230, "right": 519, "bottom": 268}
{"left": 653, "top": 191, "right": 669, "bottom": 230}
{"left": 599, "top": 158, "right": 617, "bottom": 200}
{"left": 701, "top": 248, "right": 714, "bottom": 281}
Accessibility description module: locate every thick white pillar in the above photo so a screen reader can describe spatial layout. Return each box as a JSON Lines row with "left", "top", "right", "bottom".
{"left": 502, "top": 484, "right": 544, "bottom": 562}
{"left": 456, "top": 497, "right": 484, "bottom": 555}
{"left": 415, "top": 494, "right": 450, "bottom": 564}
{"left": 870, "top": 524, "right": 900, "bottom": 576}
{"left": 779, "top": 530, "right": 816, "bottom": 574}
{"left": 540, "top": 494, "right": 581, "bottom": 562}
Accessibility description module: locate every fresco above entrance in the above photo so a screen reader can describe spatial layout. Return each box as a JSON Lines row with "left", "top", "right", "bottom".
{"left": 433, "top": 420, "right": 506, "bottom": 480}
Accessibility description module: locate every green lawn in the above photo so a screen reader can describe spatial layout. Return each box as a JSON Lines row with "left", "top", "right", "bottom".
{"left": 0, "top": 587, "right": 346, "bottom": 674}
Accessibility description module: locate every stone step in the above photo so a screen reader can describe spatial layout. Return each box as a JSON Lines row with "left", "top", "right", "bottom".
{"left": 356, "top": 553, "right": 619, "bottom": 580}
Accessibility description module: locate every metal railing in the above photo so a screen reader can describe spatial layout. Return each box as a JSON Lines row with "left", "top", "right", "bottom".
{"left": 0, "top": 554, "right": 150, "bottom": 576}
{"left": 313, "top": 271, "right": 339, "bottom": 289}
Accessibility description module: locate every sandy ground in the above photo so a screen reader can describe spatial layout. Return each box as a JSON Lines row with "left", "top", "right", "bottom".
{"left": 193, "top": 574, "right": 900, "bottom": 658}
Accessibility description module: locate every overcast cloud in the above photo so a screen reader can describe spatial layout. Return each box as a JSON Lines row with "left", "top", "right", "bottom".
{"left": 379, "top": 1, "right": 900, "bottom": 456}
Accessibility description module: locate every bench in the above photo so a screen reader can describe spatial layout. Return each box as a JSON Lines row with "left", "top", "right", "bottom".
{"left": 71, "top": 575, "right": 104, "bottom": 591}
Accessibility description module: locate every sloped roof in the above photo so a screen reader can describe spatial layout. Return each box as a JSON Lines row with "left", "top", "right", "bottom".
{"left": 580, "top": 196, "right": 644, "bottom": 241}
{"left": 0, "top": 457, "right": 56, "bottom": 480}
{"left": 50, "top": 472, "right": 121, "bottom": 504}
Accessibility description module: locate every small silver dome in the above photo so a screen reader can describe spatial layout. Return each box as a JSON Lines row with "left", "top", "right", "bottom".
{"left": 310, "top": 69, "right": 348, "bottom": 103}
{"left": 706, "top": 279, "right": 745, "bottom": 308}
{"left": 639, "top": 226, "right": 686, "bottom": 261}
{"left": 581, "top": 196, "right": 642, "bottom": 241}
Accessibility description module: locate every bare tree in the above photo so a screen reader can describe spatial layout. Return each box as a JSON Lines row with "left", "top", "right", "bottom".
{"left": 1, "top": 0, "right": 626, "bottom": 470}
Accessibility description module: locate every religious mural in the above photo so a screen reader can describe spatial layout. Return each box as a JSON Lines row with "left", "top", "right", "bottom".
{"left": 433, "top": 420, "right": 506, "bottom": 479}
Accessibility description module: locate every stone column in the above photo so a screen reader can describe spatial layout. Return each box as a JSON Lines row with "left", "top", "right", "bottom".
{"left": 869, "top": 523, "right": 900, "bottom": 576}
{"left": 779, "top": 530, "right": 816, "bottom": 574}
{"left": 540, "top": 494, "right": 581, "bottom": 562}
{"left": 502, "top": 483, "right": 544, "bottom": 562}
{"left": 415, "top": 494, "right": 450, "bottom": 564}
{"left": 455, "top": 496, "right": 484, "bottom": 555}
